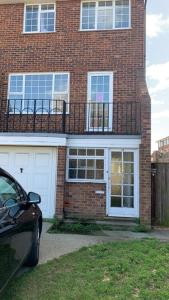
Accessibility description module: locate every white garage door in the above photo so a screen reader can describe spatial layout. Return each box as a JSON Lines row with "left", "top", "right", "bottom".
{"left": 0, "top": 146, "right": 57, "bottom": 219}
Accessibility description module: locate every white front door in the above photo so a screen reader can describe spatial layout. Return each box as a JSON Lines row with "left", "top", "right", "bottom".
{"left": 0, "top": 147, "right": 57, "bottom": 219}
{"left": 107, "top": 149, "right": 139, "bottom": 218}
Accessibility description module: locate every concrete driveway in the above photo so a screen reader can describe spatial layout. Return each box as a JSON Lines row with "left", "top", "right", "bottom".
{"left": 39, "top": 223, "right": 169, "bottom": 265}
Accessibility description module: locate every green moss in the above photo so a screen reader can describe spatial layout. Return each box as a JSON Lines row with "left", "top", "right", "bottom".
{"left": 133, "top": 224, "right": 151, "bottom": 233}
{"left": 47, "top": 219, "right": 113, "bottom": 235}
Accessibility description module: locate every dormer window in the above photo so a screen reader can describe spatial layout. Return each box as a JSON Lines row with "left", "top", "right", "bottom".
{"left": 24, "top": 4, "right": 56, "bottom": 33}
{"left": 81, "top": 0, "right": 131, "bottom": 30}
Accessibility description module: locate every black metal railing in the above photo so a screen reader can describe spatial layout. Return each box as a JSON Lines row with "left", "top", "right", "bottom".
{"left": 1, "top": 99, "right": 141, "bottom": 135}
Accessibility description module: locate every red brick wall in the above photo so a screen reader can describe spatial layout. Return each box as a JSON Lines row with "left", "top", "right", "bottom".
{"left": 0, "top": 0, "right": 145, "bottom": 134}
{"left": 137, "top": 69, "right": 151, "bottom": 225}
{"left": 56, "top": 146, "right": 66, "bottom": 219}
{"left": 64, "top": 182, "right": 106, "bottom": 219}
{"left": 0, "top": 0, "right": 151, "bottom": 224}
{"left": 0, "top": 0, "right": 145, "bottom": 105}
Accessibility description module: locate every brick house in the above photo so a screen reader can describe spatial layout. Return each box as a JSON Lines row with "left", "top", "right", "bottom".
{"left": 152, "top": 137, "right": 169, "bottom": 163}
{"left": 0, "top": 0, "right": 151, "bottom": 224}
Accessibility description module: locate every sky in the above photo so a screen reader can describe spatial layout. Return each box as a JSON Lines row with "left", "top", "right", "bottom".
{"left": 146, "top": 0, "right": 169, "bottom": 151}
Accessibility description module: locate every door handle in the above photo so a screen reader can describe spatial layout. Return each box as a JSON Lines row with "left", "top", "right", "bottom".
{"left": 20, "top": 168, "right": 23, "bottom": 173}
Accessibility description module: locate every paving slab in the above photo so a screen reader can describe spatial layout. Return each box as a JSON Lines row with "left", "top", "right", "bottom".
{"left": 39, "top": 223, "right": 169, "bottom": 265}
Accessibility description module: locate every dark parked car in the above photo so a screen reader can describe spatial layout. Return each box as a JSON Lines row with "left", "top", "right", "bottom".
{"left": 0, "top": 168, "right": 42, "bottom": 293}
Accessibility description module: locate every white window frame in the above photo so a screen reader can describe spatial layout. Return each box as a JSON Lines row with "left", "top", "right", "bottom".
{"left": 87, "top": 71, "right": 113, "bottom": 131}
{"left": 66, "top": 148, "right": 106, "bottom": 183}
{"left": 23, "top": 3, "right": 56, "bottom": 34}
{"left": 80, "top": 0, "right": 131, "bottom": 31}
{"left": 8, "top": 72, "right": 70, "bottom": 115}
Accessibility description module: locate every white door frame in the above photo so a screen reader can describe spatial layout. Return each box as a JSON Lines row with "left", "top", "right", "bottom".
{"left": 106, "top": 148, "right": 139, "bottom": 218}
{"left": 87, "top": 72, "right": 113, "bottom": 132}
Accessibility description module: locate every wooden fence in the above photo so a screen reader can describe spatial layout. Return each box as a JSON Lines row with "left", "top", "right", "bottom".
{"left": 151, "top": 163, "right": 169, "bottom": 226}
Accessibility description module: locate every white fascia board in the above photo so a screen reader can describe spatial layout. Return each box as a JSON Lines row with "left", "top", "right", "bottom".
{"left": 67, "top": 137, "right": 141, "bottom": 149}
{"left": 0, "top": 135, "right": 66, "bottom": 147}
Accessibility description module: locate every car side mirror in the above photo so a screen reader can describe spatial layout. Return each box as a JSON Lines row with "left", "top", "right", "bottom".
{"left": 27, "top": 192, "right": 41, "bottom": 204}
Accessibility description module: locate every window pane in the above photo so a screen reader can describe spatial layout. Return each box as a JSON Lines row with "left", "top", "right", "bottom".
{"left": 0, "top": 176, "right": 21, "bottom": 217}
{"left": 111, "top": 196, "right": 122, "bottom": 207}
{"left": 54, "top": 74, "right": 68, "bottom": 93}
{"left": 91, "top": 75, "right": 110, "bottom": 102}
{"left": 40, "top": 11, "right": 55, "bottom": 32}
{"left": 89, "top": 75, "right": 110, "bottom": 129}
{"left": 97, "top": 1, "right": 113, "bottom": 29}
{"left": 111, "top": 174, "right": 122, "bottom": 185}
{"left": 87, "top": 149, "right": 95, "bottom": 156}
{"left": 124, "top": 163, "right": 134, "bottom": 174}
{"left": 96, "top": 149, "right": 104, "bottom": 156}
{"left": 77, "top": 170, "right": 85, "bottom": 179}
{"left": 68, "top": 148, "right": 105, "bottom": 181}
{"left": 10, "top": 76, "right": 23, "bottom": 93}
{"left": 25, "top": 5, "right": 38, "bottom": 32}
{"left": 78, "top": 149, "right": 86, "bottom": 156}
{"left": 82, "top": 2, "right": 96, "bottom": 29}
{"left": 111, "top": 152, "right": 122, "bottom": 162}
{"left": 123, "top": 174, "right": 134, "bottom": 185}
{"left": 41, "top": 4, "right": 55, "bottom": 11}
{"left": 123, "top": 197, "right": 134, "bottom": 208}
{"left": 115, "top": 0, "right": 130, "bottom": 28}
{"left": 69, "top": 159, "right": 77, "bottom": 169}
{"left": 69, "top": 149, "right": 77, "bottom": 155}
{"left": 87, "top": 159, "right": 95, "bottom": 168}
{"left": 96, "top": 170, "right": 104, "bottom": 179}
{"left": 123, "top": 185, "right": 134, "bottom": 197}
{"left": 111, "top": 185, "right": 121, "bottom": 196}
{"left": 78, "top": 159, "right": 86, "bottom": 169}
{"left": 69, "top": 169, "right": 76, "bottom": 179}
{"left": 96, "top": 159, "right": 104, "bottom": 169}
{"left": 124, "top": 152, "right": 134, "bottom": 162}
{"left": 24, "top": 74, "right": 53, "bottom": 111}
{"left": 87, "top": 170, "right": 94, "bottom": 179}
{"left": 112, "top": 162, "right": 122, "bottom": 173}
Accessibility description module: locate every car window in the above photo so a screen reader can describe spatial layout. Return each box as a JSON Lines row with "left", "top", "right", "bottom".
{"left": 0, "top": 176, "right": 23, "bottom": 218}
{"left": 16, "top": 184, "right": 27, "bottom": 202}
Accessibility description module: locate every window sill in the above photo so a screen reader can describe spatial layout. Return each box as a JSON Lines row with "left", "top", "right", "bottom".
{"left": 22, "top": 31, "right": 56, "bottom": 35}
{"left": 66, "top": 179, "right": 106, "bottom": 184}
{"left": 78, "top": 27, "right": 132, "bottom": 32}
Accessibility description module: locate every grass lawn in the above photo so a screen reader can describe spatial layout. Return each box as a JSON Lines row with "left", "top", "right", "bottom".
{"left": 2, "top": 239, "right": 169, "bottom": 300}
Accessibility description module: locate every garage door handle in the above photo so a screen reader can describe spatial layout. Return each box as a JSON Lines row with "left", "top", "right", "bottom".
{"left": 20, "top": 168, "right": 23, "bottom": 173}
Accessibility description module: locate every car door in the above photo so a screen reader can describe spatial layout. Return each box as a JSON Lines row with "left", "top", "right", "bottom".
{"left": 0, "top": 174, "right": 34, "bottom": 292}
{"left": 0, "top": 190, "right": 15, "bottom": 292}
{"left": 0, "top": 174, "right": 22, "bottom": 292}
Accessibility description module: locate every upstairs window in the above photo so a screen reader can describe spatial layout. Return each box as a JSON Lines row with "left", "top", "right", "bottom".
{"left": 81, "top": 0, "right": 130, "bottom": 30}
{"left": 8, "top": 73, "right": 69, "bottom": 114}
{"left": 24, "top": 4, "right": 56, "bottom": 33}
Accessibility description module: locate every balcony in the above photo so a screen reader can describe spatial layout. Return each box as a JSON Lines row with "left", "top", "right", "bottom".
{"left": 1, "top": 100, "right": 141, "bottom": 135}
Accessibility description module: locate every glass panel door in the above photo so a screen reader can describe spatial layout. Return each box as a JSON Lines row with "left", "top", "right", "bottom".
{"left": 108, "top": 149, "right": 138, "bottom": 217}
{"left": 87, "top": 73, "right": 113, "bottom": 131}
